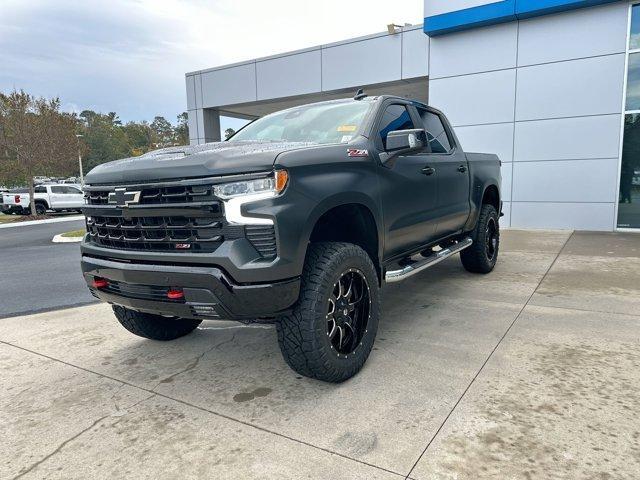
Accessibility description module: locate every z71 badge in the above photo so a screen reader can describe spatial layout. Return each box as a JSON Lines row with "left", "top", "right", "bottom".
{"left": 347, "top": 148, "right": 368, "bottom": 157}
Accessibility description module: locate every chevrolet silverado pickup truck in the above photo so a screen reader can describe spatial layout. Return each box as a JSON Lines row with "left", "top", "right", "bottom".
{"left": 80, "top": 94, "right": 502, "bottom": 382}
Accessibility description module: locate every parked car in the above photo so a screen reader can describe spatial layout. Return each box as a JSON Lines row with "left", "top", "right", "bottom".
{"left": 2, "top": 184, "right": 84, "bottom": 215}
{"left": 80, "top": 94, "right": 502, "bottom": 382}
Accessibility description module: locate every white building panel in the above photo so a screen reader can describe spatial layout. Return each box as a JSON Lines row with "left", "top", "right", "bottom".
{"left": 195, "top": 109, "right": 206, "bottom": 143}
{"left": 511, "top": 202, "right": 615, "bottom": 231}
{"left": 512, "top": 159, "right": 619, "bottom": 203}
{"left": 424, "top": 0, "right": 502, "bottom": 17}
{"left": 194, "top": 74, "right": 203, "bottom": 110}
{"left": 321, "top": 35, "right": 402, "bottom": 91}
{"left": 517, "top": 2, "right": 628, "bottom": 67}
{"left": 454, "top": 122, "right": 514, "bottom": 163}
{"left": 257, "top": 50, "right": 322, "bottom": 100}
{"left": 429, "top": 69, "right": 516, "bottom": 126}
{"left": 514, "top": 114, "right": 621, "bottom": 162}
{"left": 515, "top": 54, "right": 626, "bottom": 121}
{"left": 430, "top": 22, "right": 517, "bottom": 78}
{"left": 201, "top": 63, "right": 257, "bottom": 108}
{"left": 501, "top": 201, "right": 511, "bottom": 226}
{"left": 402, "top": 27, "right": 430, "bottom": 79}
{"left": 186, "top": 75, "right": 196, "bottom": 110}
{"left": 501, "top": 162, "right": 512, "bottom": 202}
{"left": 187, "top": 110, "right": 198, "bottom": 142}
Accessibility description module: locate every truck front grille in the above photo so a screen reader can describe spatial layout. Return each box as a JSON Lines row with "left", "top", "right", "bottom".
{"left": 86, "top": 215, "right": 243, "bottom": 253}
{"left": 83, "top": 179, "right": 278, "bottom": 258}
{"left": 85, "top": 184, "right": 217, "bottom": 206}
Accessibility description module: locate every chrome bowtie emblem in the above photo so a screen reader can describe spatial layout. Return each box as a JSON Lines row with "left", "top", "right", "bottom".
{"left": 108, "top": 188, "right": 141, "bottom": 207}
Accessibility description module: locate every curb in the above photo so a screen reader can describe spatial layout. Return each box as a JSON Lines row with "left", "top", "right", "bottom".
{"left": 0, "top": 215, "right": 84, "bottom": 229}
{"left": 52, "top": 233, "right": 84, "bottom": 243}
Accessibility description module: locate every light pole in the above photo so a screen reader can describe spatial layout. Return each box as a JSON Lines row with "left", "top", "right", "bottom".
{"left": 76, "top": 134, "right": 84, "bottom": 185}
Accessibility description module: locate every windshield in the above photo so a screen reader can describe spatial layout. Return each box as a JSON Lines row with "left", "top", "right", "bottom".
{"left": 229, "top": 101, "right": 372, "bottom": 144}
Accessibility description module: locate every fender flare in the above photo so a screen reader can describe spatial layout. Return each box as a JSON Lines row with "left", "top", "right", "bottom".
{"left": 300, "top": 191, "right": 383, "bottom": 264}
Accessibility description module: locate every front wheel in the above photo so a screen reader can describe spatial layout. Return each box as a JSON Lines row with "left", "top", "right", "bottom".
{"left": 460, "top": 203, "right": 500, "bottom": 274}
{"left": 34, "top": 203, "right": 47, "bottom": 216}
{"left": 112, "top": 306, "right": 201, "bottom": 341}
{"left": 276, "top": 242, "right": 380, "bottom": 383}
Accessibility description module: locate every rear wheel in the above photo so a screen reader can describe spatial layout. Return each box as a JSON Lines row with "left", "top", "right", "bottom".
{"left": 33, "top": 203, "right": 47, "bottom": 215}
{"left": 460, "top": 203, "right": 500, "bottom": 274}
{"left": 276, "top": 242, "right": 380, "bottom": 383}
{"left": 112, "top": 306, "right": 201, "bottom": 341}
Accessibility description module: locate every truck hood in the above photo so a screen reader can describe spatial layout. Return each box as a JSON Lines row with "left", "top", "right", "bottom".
{"left": 84, "top": 141, "right": 316, "bottom": 184}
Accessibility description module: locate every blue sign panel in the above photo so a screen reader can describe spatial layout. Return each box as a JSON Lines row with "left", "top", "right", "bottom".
{"left": 424, "top": 0, "right": 622, "bottom": 36}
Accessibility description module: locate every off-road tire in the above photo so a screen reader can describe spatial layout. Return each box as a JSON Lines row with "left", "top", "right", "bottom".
{"left": 276, "top": 242, "right": 380, "bottom": 383}
{"left": 112, "top": 306, "right": 201, "bottom": 341}
{"left": 34, "top": 203, "right": 47, "bottom": 216}
{"left": 460, "top": 203, "right": 500, "bottom": 274}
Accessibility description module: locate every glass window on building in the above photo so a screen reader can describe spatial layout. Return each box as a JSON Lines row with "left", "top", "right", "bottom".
{"left": 618, "top": 4, "right": 640, "bottom": 229}
{"left": 630, "top": 4, "right": 640, "bottom": 50}
{"left": 618, "top": 114, "right": 640, "bottom": 229}
{"left": 625, "top": 53, "right": 640, "bottom": 111}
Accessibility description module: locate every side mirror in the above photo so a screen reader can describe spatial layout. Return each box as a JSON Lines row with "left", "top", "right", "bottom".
{"left": 381, "top": 129, "right": 429, "bottom": 164}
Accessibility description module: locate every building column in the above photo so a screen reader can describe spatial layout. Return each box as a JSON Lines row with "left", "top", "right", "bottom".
{"left": 201, "top": 108, "right": 221, "bottom": 143}
{"left": 189, "top": 108, "right": 222, "bottom": 145}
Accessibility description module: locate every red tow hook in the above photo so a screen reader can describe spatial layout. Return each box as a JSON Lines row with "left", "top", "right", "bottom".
{"left": 167, "top": 289, "right": 184, "bottom": 300}
{"left": 92, "top": 277, "right": 109, "bottom": 289}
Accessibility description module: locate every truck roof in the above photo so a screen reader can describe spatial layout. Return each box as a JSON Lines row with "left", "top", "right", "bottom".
{"left": 280, "top": 95, "right": 428, "bottom": 111}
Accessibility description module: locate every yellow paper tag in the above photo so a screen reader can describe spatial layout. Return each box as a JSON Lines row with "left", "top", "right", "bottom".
{"left": 337, "top": 125, "right": 357, "bottom": 132}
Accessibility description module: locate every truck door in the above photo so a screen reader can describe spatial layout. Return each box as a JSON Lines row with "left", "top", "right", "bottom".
{"left": 375, "top": 103, "right": 439, "bottom": 259}
{"left": 415, "top": 107, "right": 470, "bottom": 237}
{"left": 64, "top": 186, "right": 84, "bottom": 208}
{"left": 49, "top": 185, "right": 67, "bottom": 208}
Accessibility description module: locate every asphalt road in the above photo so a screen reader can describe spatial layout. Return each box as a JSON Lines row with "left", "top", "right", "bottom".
{"left": 0, "top": 219, "right": 96, "bottom": 318}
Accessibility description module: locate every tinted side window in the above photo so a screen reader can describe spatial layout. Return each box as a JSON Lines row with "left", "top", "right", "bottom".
{"left": 50, "top": 186, "right": 65, "bottom": 194}
{"left": 34, "top": 186, "right": 46, "bottom": 193}
{"left": 379, "top": 104, "right": 415, "bottom": 149}
{"left": 418, "top": 109, "right": 452, "bottom": 154}
{"left": 65, "top": 186, "right": 82, "bottom": 194}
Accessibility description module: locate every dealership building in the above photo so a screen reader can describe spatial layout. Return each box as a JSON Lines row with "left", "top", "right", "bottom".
{"left": 186, "top": 0, "right": 640, "bottom": 232}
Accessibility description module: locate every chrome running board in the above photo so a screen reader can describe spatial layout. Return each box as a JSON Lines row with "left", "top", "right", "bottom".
{"left": 385, "top": 237, "right": 473, "bottom": 284}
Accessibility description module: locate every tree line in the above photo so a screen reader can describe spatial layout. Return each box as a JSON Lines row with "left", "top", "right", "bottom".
{"left": 0, "top": 89, "right": 190, "bottom": 190}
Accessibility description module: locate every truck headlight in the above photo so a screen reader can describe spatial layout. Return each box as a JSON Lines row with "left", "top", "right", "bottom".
{"left": 214, "top": 170, "right": 288, "bottom": 225}
{"left": 213, "top": 170, "right": 288, "bottom": 199}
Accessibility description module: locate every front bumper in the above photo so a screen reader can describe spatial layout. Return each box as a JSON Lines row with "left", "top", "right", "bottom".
{"left": 81, "top": 255, "right": 300, "bottom": 321}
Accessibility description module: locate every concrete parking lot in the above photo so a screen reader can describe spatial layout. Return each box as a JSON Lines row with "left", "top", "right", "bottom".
{"left": 1, "top": 230, "right": 639, "bottom": 479}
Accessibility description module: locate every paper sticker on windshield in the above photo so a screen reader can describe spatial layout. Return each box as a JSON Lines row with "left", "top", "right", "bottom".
{"left": 341, "top": 135, "right": 353, "bottom": 143}
{"left": 347, "top": 148, "right": 368, "bottom": 157}
{"left": 337, "top": 125, "right": 357, "bottom": 132}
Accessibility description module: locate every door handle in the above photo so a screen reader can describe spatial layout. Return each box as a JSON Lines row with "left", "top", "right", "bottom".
{"left": 457, "top": 165, "right": 467, "bottom": 173}
{"left": 421, "top": 167, "right": 436, "bottom": 176}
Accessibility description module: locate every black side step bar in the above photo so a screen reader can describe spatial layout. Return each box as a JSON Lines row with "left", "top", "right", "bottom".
{"left": 385, "top": 237, "right": 473, "bottom": 283}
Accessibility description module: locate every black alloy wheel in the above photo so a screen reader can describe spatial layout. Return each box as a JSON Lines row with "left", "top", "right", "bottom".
{"left": 485, "top": 216, "right": 498, "bottom": 261}
{"left": 326, "top": 268, "right": 371, "bottom": 356}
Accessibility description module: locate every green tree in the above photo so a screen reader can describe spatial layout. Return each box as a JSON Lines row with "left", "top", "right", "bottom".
{"left": 78, "top": 110, "right": 130, "bottom": 171}
{"left": 224, "top": 128, "right": 236, "bottom": 140}
{"left": 0, "top": 90, "right": 78, "bottom": 215}
{"left": 175, "top": 112, "right": 189, "bottom": 145}
{"left": 150, "top": 116, "right": 174, "bottom": 148}
{"left": 123, "top": 121, "right": 153, "bottom": 156}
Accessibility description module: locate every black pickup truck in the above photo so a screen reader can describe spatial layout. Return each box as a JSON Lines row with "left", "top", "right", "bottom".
{"left": 81, "top": 94, "right": 502, "bottom": 382}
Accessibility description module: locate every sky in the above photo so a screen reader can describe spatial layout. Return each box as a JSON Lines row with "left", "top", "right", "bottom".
{"left": 0, "top": 0, "right": 423, "bottom": 131}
